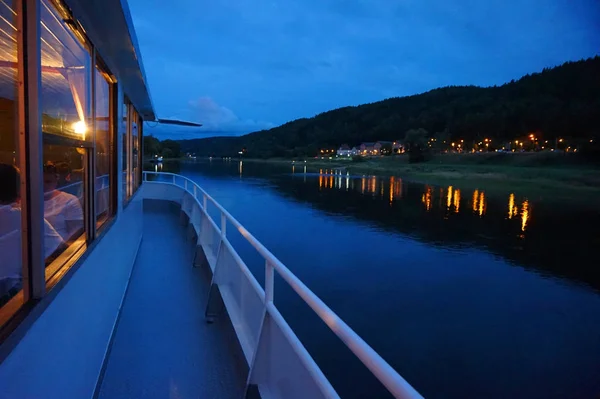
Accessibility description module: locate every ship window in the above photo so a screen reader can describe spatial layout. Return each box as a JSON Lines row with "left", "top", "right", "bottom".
{"left": 124, "top": 102, "right": 141, "bottom": 203}
{"left": 40, "top": 0, "right": 92, "bottom": 143}
{"left": 0, "top": 0, "right": 24, "bottom": 320}
{"left": 40, "top": 0, "right": 91, "bottom": 282}
{"left": 95, "top": 64, "right": 114, "bottom": 230}
{"left": 122, "top": 100, "right": 129, "bottom": 204}
{"left": 131, "top": 106, "right": 141, "bottom": 194}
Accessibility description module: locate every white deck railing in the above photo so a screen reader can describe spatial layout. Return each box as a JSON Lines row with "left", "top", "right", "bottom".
{"left": 142, "top": 171, "right": 423, "bottom": 399}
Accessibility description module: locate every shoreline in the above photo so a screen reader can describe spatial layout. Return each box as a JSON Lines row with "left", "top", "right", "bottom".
{"left": 233, "top": 156, "right": 600, "bottom": 201}
{"left": 156, "top": 153, "right": 600, "bottom": 202}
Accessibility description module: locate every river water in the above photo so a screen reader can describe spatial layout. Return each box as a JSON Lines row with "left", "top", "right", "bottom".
{"left": 152, "top": 159, "right": 600, "bottom": 399}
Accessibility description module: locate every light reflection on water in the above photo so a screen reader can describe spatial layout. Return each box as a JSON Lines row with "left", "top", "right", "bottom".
{"left": 453, "top": 188, "right": 460, "bottom": 213}
{"left": 522, "top": 199, "right": 530, "bottom": 232}
{"left": 312, "top": 169, "right": 534, "bottom": 233}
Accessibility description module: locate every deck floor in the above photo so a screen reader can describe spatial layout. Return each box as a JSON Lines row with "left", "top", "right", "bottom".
{"left": 98, "top": 201, "right": 247, "bottom": 399}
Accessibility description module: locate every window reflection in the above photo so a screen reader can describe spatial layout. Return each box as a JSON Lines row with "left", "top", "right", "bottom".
{"left": 40, "top": 0, "right": 88, "bottom": 279}
{"left": 122, "top": 101, "right": 129, "bottom": 202}
{"left": 124, "top": 103, "right": 141, "bottom": 201}
{"left": 131, "top": 107, "right": 140, "bottom": 190}
{"left": 40, "top": 0, "right": 91, "bottom": 140}
{"left": 95, "top": 66, "right": 112, "bottom": 228}
{"left": 0, "top": 0, "right": 23, "bottom": 311}
{"left": 43, "top": 157, "right": 84, "bottom": 242}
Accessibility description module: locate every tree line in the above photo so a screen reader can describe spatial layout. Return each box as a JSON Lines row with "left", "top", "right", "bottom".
{"left": 143, "top": 136, "right": 181, "bottom": 158}
{"left": 177, "top": 56, "right": 600, "bottom": 159}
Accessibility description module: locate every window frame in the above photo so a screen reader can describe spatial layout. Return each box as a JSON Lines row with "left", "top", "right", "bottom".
{"left": 123, "top": 100, "right": 142, "bottom": 206}
{"left": 94, "top": 55, "right": 117, "bottom": 232}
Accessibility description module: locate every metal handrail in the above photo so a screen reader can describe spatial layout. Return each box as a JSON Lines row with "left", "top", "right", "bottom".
{"left": 143, "top": 171, "right": 423, "bottom": 399}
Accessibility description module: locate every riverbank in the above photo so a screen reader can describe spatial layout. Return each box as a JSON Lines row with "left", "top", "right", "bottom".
{"left": 241, "top": 153, "right": 600, "bottom": 200}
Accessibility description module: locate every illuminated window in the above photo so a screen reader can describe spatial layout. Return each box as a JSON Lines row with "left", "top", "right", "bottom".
{"left": 0, "top": 0, "right": 24, "bottom": 318}
{"left": 40, "top": 0, "right": 90, "bottom": 282}
{"left": 40, "top": 0, "right": 92, "bottom": 142}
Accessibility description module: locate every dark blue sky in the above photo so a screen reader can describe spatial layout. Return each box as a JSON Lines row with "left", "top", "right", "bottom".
{"left": 129, "top": 0, "right": 600, "bottom": 140}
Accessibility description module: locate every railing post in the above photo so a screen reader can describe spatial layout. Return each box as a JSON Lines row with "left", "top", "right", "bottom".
{"left": 265, "top": 260, "right": 274, "bottom": 303}
{"left": 203, "top": 194, "right": 207, "bottom": 210}
{"left": 172, "top": 174, "right": 176, "bottom": 185}
{"left": 193, "top": 184, "right": 197, "bottom": 198}
{"left": 220, "top": 211, "right": 227, "bottom": 238}
{"left": 184, "top": 179, "right": 188, "bottom": 191}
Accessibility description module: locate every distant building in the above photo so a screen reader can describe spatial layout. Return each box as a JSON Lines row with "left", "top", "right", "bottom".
{"left": 319, "top": 148, "right": 335, "bottom": 156}
{"left": 359, "top": 142, "right": 376, "bottom": 155}
{"left": 337, "top": 144, "right": 353, "bottom": 157}
{"left": 376, "top": 141, "right": 393, "bottom": 155}
{"left": 392, "top": 141, "right": 405, "bottom": 154}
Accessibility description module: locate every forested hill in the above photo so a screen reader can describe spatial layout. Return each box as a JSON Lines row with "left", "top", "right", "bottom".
{"left": 179, "top": 57, "right": 600, "bottom": 158}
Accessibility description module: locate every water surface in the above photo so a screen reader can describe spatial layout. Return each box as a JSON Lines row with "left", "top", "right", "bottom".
{"left": 152, "top": 160, "right": 600, "bottom": 399}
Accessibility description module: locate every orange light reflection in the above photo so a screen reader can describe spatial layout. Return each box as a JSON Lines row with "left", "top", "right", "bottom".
{"left": 521, "top": 200, "right": 529, "bottom": 231}
{"left": 453, "top": 189, "right": 460, "bottom": 213}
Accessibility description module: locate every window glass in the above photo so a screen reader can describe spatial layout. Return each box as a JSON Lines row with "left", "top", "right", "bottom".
{"left": 42, "top": 145, "right": 85, "bottom": 246}
{"left": 40, "top": 0, "right": 91, "bottom": 141}
{"left": 0, "top": 0, "right": 23, "bottom": 313}
{"left": 122, "top": 101, "right": 129, "bottom": 203}
{"left": 131, "top": 107, "right": 139, "bottom": 192}
{"left": 95, "top": 66, "right": 111, "bottom": 228}
{"left": 41, "top": 0, "right": 88, "bottom": 279}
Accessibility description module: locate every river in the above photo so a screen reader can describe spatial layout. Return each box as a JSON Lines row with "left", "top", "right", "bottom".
{"left": 150, "top": 159, "right": 600, "bottom": 399}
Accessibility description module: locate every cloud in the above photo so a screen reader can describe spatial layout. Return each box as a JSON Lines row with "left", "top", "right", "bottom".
{"left": 187, "top": 97, "right": 274, "bottom": 133}
{"left": 144, "top": 97, "right": 275, "bottom": 141}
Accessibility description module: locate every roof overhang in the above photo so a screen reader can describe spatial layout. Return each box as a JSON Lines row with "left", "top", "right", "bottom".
{"left": 63, "top": 0, "right": 156, "bottom": 121}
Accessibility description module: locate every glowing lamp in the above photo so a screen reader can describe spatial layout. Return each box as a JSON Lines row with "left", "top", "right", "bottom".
{"left": 73, "top": 120, "right": 87, "bottom": 137}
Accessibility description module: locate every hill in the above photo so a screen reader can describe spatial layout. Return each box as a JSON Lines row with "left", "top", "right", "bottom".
{"left": 179, "top": 57, "right": 600, "bottom": 158}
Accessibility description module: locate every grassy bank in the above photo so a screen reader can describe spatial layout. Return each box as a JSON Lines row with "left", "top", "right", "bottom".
{"left": 242, "top": 153, "right": 600, "bottom": 200}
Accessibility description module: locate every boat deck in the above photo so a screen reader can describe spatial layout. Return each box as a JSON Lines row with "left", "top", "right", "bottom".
{"left": 97, "top": 201, "right": 247, "bottom": 399}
